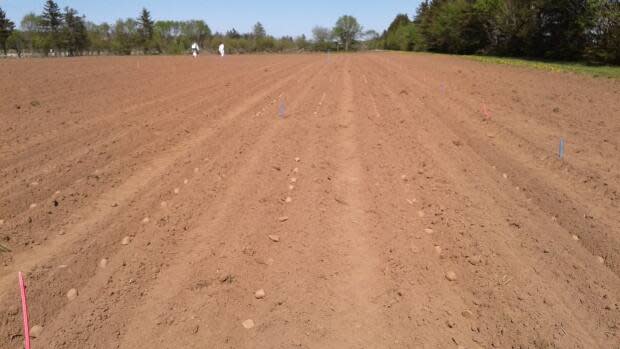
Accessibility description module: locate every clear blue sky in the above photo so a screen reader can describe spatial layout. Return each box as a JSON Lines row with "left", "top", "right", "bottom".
{"left": 1, "top": 0, "right": 422, "bottom": 37}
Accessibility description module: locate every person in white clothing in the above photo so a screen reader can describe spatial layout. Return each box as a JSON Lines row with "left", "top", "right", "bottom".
{"left": 218, "top": 43, "right": 225, "bottom": 57}
{"left": 191, "top": 42, "right": 200, "bottom": 58}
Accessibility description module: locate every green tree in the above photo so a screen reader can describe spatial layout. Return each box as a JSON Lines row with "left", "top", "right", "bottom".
{"left": 20, "top": 13, "right": 45, "bottom": 53}
{"left": 312, "top": 26, "right": 332, "bottom": 51}
{"left": 87, "top": 22, "right": 111, "bottom": 54}
{"left": 295, "top": 34, "right": 310, "bottom": 51}
{"left": 7, "top": 30, "right": 25, "bottom": 57}
{"left": 226, "top": 28, "right": 241, "bottom": 39}
{"left": 333, "top": 15, "right": 362, "bottom": 51}
{"left": 584, "top": 0, "right": 620, "bottom": 64}
{"left": 41, "top": 0, "right": 63, "bottom": 54}
{"left": 252, "top": 22, "right": 269, "bottom": 51}
{"left": 112, "top": 18, "right": 138, "bottom": 55}
{"left": 530, "top": 0, "right": 602, "bottom": 60}
{"left": 0, "top": 6, "right": 15, "bottom": 55}
{"left": 137, "top": 8, "right": 154, "bottom": 53}
{"left": 181, "top": 20, "right": 211, "bottom": 46}
{"left": 387, "top": 14, "right": 411, "bottom": 34}
{"left": 384, "top": 14, "right": 412, "bottom": 50}
{"left": 253, "top": 22, "right": 266, "bottom": 38}
{"left": 63, "top": 7, "right": 89, "bottom": 56}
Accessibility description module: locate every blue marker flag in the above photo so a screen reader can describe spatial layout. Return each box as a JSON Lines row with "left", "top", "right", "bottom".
{"left": 559, "top": 138, "right": 565, "bottom": 160}
{"left": 279, "top": 100, "right": 286, "bottom": 119}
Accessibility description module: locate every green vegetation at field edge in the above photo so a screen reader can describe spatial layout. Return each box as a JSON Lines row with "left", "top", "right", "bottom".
{"left": 466, "top": 55, "right": 620, "bottom": 79}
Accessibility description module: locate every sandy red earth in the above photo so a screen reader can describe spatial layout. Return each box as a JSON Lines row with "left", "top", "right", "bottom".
{"left": 0, "top": 53, "right": 619, "bottom": 348}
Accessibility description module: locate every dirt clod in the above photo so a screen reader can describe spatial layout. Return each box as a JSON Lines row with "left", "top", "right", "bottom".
{"left": 99, "top": 258, "right": 108, "bottom": 268}
{"left": 468, "top": 255, "right": 483, "bottom": 266}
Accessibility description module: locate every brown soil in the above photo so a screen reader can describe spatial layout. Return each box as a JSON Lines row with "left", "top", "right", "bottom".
{"left": 0, "top": 53, "right": 619, "bottom": 348}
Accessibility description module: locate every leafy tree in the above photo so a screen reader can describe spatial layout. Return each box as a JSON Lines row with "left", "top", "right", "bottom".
{"left": 312, "top": 26, "right": 332, "bottom": 51}
{"left": 0, "top": 6, "right": 15, "bottom": 55}
{"left": 112, "top": 18, "right": 138, "bottom": 55}
{"left": 424, "top": 0, "right": 486, "bottom": 54}
{"left": 7, "top": 30, "right": 25, "bottom": 56}
{"left": 584, "top": 0, "right": 620, "bottom": 64}
{"left": 410, "top": 0, "right": 620, "bottom": 64}
{"left": 182, "top": 20, "right": 211, "bottom": 45}
{"left": 137, "top": 8, "right": 154, "bottom": 53}
{"left": 20, "top": 13, "right": 45, "bottom": 53}
{"left": 333, "top": 15, "right": 362, "bottom": 51}
{"left": 529, "top": 0, "right": 601, "bottom": 60}
{"left": 41, "top": 0, "right": 63, "bottom": 54}
{"left": 387, "top": 14, "right": 412, "bottom": 34}
{"left": 384, "top": 14, "right": 412, "bottom": 50}
{"left": 295, "top": 34, "right": 310, "bottom": 50}
{"left": 86, "top": 22, "right": 111, "bottom": 54}
{"left": 63, "top": 7, "right": 89, "bottom": 56}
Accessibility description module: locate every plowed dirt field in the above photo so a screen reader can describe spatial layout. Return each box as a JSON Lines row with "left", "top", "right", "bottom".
{"left": 1, "top": 53, "right": 619, "bottom": 348}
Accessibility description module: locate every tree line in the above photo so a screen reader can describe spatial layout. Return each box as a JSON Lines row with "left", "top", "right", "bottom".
{"left": 375, "top": 0, "right": 620, "bottom": 65}
{"left": 0, "top": 0, "right": 370, "bottom": 56}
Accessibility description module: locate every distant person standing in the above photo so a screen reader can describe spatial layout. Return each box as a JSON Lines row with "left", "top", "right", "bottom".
{"left": 191, "top": 42, "right": 200, "bottom": 58}
{"left": 219, "top": 43, "right": 225, "bottom": 57}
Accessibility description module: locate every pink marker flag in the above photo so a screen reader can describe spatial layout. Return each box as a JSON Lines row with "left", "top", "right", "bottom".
{"left": 19, "top": 272, "right": 31, "bottom": 349}
{"left": 482, "top": 103, "right": 491, "bottom": 120}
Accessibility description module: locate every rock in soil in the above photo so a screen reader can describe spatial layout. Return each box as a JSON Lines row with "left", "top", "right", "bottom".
{"left": 66, "top": 288, "right": 78, "bottom": 301}
{"left": 255, "top": 289, "right": 266, "bottom": 299}
{"left": 445, "top": 271, "right": 457, "bottom": 281}
{"left": 30, "top": 325, "right": 44, "bottom": 338}
{"left": 269, "top": 235, "right": 280, "bottom": 242}
{"left": 278, "top": 216, "right": 289, "bottom": 222}
{"left": 242, "top": 319, "right": 255, "bottom": 329}
{"left": 121, "top": 236, "right": 131, "bottom": 245}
